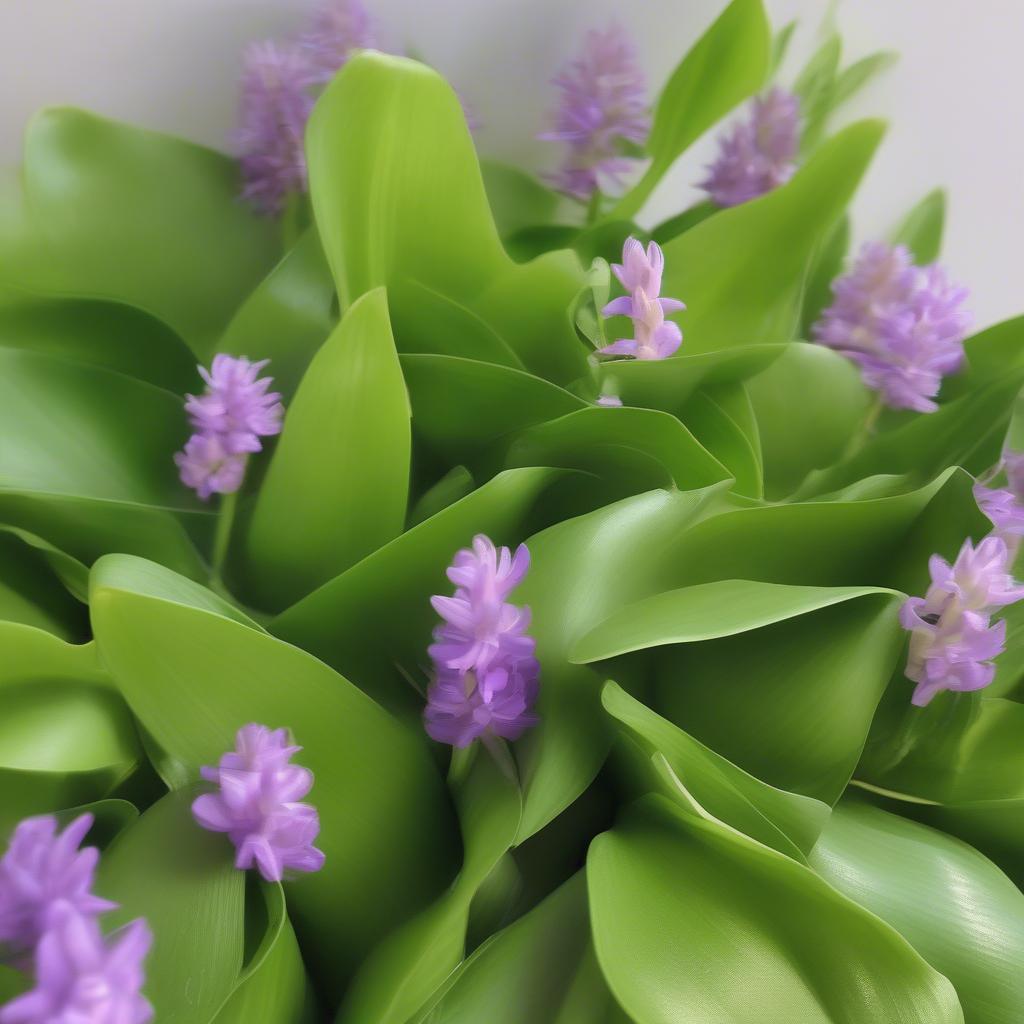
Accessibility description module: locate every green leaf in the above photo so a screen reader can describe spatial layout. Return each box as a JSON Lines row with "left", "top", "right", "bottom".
{"left": 747, "top": 342, "right": 871, "bottom": 499}
{"left": 832, "top": 51, "right": 899, "bottom": 108}
{"left": 338, "top": 751, "right": 521, "bottom": 1024}
{"left": 941, "top": 316, "right": 1024, "bottom": 400}
{"left": 90, "top": 555, "right": 459, "bottom": 997}
{"left": 609, "top": 0, "right": 771, "bottom": 220}
{"left": 272, "top": 468, "right": 565, "bottom": 715}
{"left": 650, "top": 201, "right": 718, "bottom": 245}
{"left": 890, "top": 188, "right": 946, "bottom": 264}
{"left": 661, "top": 120, "right": 885, "bottom": 353}
{"left": 602, "top": 681, "right": 830, "bottom": 859}
{"left": 246, "top": 289, "right": 411, "bottom": 608}
{"left": 0, "top": 524, "right": 90, "bottom": 602}
{"left": 800, "top": 214, "right": 849, "bottom": 337}
{"left": 98, "top": 790, "right": 246, "bottom": 1024}
{"left": 219, "top": 230, "right": 336, "bottom": 401}
{"left": 793, "top": 35, "right": 842, "bottom": 153}
{"left": 574, "top": 581, "right": 903, "bottom": 802}
{"left": 0, "top": 530, "right": 86, "bottom": 639}
{"left": 770, "top": 20, "right": 797, "bottom": 76}
{"left": 0, "top": 109, "right": 278, "bottom": 356}
{"left": 589, "top": 796, "right": 964, "bottom": 1023}
{"left": 481, "top": 160, "right": 560, "bottom": 239}
{"left": 409, "top": 466, "right": 476, "bottom": 528}
{"left": 811, "top": 798, "right": 1024, "bottom": 1024}
{"left": 0, "top": 293, "right": 197, "bottom": 393}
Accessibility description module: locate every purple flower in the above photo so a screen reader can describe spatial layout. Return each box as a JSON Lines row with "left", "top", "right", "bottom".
{"left": 0, "top": 815, "right": 115, "bottom": 960}
{"left": 173, "top": 433, "right": 247, "bottom": 502}
{"left": 596, "top": 393, "right": 623, "bottom": 407}
{"left": 300, "top": 0, "right": 377, "bottom": 85}
{"left": 0, "top": 906, "right": 152, "bottom": 1024}
{"left": 540, "top": 22, "right": 650, "bottom": 201}
{"left": 192, "top": 725, "right": 325, "bottom": 883}
{"left": 185, "top": 356, "right": 284, "bottom": 455}
{"left": 425, "top": 535, "right": 540, "bottom": 747}
{"left": 601, "top": 238, "right": 685, "bottom": 320}
{"left": 975, "top": 451, "right": 1024, "bottom": 536}
{"left": 599, "top": 287, "right": 682, "bottom": 360}
{"left": 700, "top": 88, "right": 800, "bottom": 207}
{"left": 235, "top": 40, "right": 316, "bottom": 215}
{"left": 900, "top": 537, "right": 1024, "bottom": 706}
{"left": 813, "top": 242, "right": 971, "bottom": 412}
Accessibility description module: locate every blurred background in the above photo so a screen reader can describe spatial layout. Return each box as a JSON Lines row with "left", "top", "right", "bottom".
{"left": 1, "top": 0, "right": 1020, "bottom": 329}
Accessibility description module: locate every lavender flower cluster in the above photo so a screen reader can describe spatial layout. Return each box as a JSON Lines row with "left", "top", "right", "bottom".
{"left": 174, "top": 355, "right": 284, "bottom": 500}
{"left": 192, "top": 724, "right": 325, "bottom": 883}
{"left": 0, "top": 815, "right": 152, "bottom": 1024}
{"left": 813, "top": 241, "right": 972, "bottom": 412}
{"left": 975, "top": 452, "right": 1024, "bottom": 538}
{"left": 424, "top": 535, "right": 540, "bottom": 749}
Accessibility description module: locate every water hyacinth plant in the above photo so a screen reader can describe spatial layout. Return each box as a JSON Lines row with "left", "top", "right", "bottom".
{"left": 2, "top": 0, "right": 1024, "bottom": 1020}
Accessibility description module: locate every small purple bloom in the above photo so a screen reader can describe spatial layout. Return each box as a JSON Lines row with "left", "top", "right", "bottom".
{"left": 192, "top": 725, "right": 325, "bottom": 883}
{"left": 601, "top": 238, "right": 686, "bottom": 320}
{"left": 235, "top": 40, "right": 316, "bottom": 215}
{"left": 185, "top": 356, "right": 284, "bottom": 455}
{"left": 813, "top": 242, "right": 971, "bottom": 412}
{"left": 425, "top": 535, "right": 540, "bottom": 747}
{"left": 596, "top": 393, "right": 623, "bottom": 407}
{"left": 540, "top": 22, "right": 649, "bottom": 201}
{"left": 173, "top": 433, "right": 247, "bottom": 502}
{"left": 300, "top": 0, "right": 377, "bottom": 85}
{"left": 599, "top": 287, "right": 682, "bottom": 360}
{"left": 975, "top": 451, "right": 1024, "bottom": 536}
{"left": 0, "top": 907, "right": 152, "bottom": 1024}
{"left": 901, "top": 537, "right": 1024, "bottom": 706}
{"left": 700, "top": 88, "right": 800, "bottom": 207}
{"left": 0, "top": 815, "right": 115, "bottom": 960}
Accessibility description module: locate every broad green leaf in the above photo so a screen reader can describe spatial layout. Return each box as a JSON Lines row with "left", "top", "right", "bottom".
{"left": 505, "top": 406, "right": 730, "bottom": 492}
{"left": 0, "top": 530, "right": 86, "bottom": 639}
{"left": 661, "top": 120, "right": 885, "bottom": 353}
{"left": 0, "top": 294, "right": 197, "bottom": 393}
{"left": 811, "top": 799, "right": 1024, "bottom": 1024}
{"left": 219, "top": 229, "right": 336, "bottom": 401}
{"left": 338, "top": 751, "right": 521, "bottom": 1024}
{"left": 608, "top": 0, "right": 771, "bottom": 220}
{"left": 793, "top": 35, "right": 842, "bottom": 153}
{"left": 832, "top": 51, "right": 899, "bottom": 108}
{"left": 409, "top": 466, "right": 476, "bottom": 528}
{"left": 246, "top": 289, "right": 411, "bottom": 608}
{"left": 1, "top": 109, "right": 278, "bottom": 356}
{"left": 575, "top": 581, "right": 903, "bottom": 802}
{"left": 413, "top": 872, "right": 626, "bottom": 1024}
{"left": 401, "top": 354, "right": 583, "bottom": 471}
{"left": 891, "top": 188, "right": 946, "bottom": 264}
{"left": 650, "top": 201, "right": 717, "bottom": 245}
{"left": 747, "top": 342, "right": 870, "bottom": 498}
{"left": 213, "top": 883, "right": 316, "bottom": 1024}
{"left": 90, "top": 555, "right": 458, "bottom": 996}
{"left": 98, "top": 791, "right": 246, "bottom": 1024}
{"left": 0, "top": 622, "right": 139, "bottom": 833}
{"left": 306, "top": 52, "right": 587, "bottom": 384}
{"left": 941, "top": 316, "right": 1024, "bottom": 400}
{"left": 481, "top": 160, "right": 560, "bottom": 239}
{"left": 596, "top": 344, "right": 786, "bottom": 411}
{"left": 514, "top": 485, "right": 730, "bottom": 842}
{"left": 602, "top": 681, "right": 830, "bottom": 858}
{"left": 799, "top": 368, "right": 1024, "bottom": 497}
{"left": 677, "top": 385, "right": 762, "bottom": 497}
{"left": 800, "top": 214, "right": 849, "bottom": 336}
{"left": 272, "top": 468, "right": 565, "bottom": 715}
{"left": 589, "top": 797, "right": 963, "bottom": 1023}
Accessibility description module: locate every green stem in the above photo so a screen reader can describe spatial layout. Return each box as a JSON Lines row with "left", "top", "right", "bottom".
{"left": 584, "top": 188, "right": 604, "bottom": 227}
{"left": 281, "top": 192, "right": 303, "bottom": 251}
{"left": 840, "top": 394, "right": 884, "bottom": 463}
{"left": 210, "top": 489, "right": 238, "bottom": 586}
{"left": 447, "top": 743, "right": 478, "bottom": 787}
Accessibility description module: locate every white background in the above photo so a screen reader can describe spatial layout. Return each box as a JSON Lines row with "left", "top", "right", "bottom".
{"left": 1, "top": 0, "right": 1021, "bottom": 329}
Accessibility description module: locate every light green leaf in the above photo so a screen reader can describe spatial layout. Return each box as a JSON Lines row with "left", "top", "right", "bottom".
{"left": 941, "top": 316, "right": 1024, "bottom": 400}
{"left": 811, "top": 798, "right": 1024, "bottom": 1024}
{"left": 609, "top": 0, "right": 771, "bottom": 220}
{"left": 832, "top": 51, "right": 899, "bottom": 109}
{"left": 891, "top": 188, "right": 946, "bottom": 264}
{"left": 589, "top": 797, "right": 964, "bottom": 1024}
{"left": 0, "top": 109, "right": 278, "bottom": 356}
{"left": 409, "top": 467, "right": 476, "bottom": 528}
{"left": 770, "top": 20, "right": 797, "bottom": 76}
{"left": 793, "top": 35, "right": 842, "bottom": 153}
{"left": 677, "top": 384, "right": 762, "bottom": 497}
{"left": 800, "top": 214, "right": 849, "bottom": 336}
{"left": 481, "top": 160, "right": 560, "bottom": 240}
{"left": 246, "top": 289, "right": 410, "bottom": 608}
{"left": 90, "top": 555, "right": 458, "bottom": 998}
{"left": 661, "top": 120, "right": 885, "bottom": 353}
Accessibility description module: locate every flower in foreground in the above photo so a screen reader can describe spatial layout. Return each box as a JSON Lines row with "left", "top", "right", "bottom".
{"left": 900, "top": 537, "right": 1024, "bottom": 706}
{"left": 0, "top": 907, "right": 152, "bottom": 1024}
{"left": 425, "top": 535, "right": 540, "bottom": 747}
{"left": 175, "top": 355, "right": 284, "bottom": 500}
{"left": 192, "top": 724, "right": 325, "bottom": 883}
{"left": 0, "top": 815, "right": 115, "bottom": 959}
{"left": 540, "top": 22, "right": 649, "bottom": 201}
{"left": 300, "top": 0, "right": 377, "bottom": 84}
{"left": 598, "top": 237, "right": 684, "bottom": 360}
{"left": 975, "top": 451, "right": 1024, "bottom": 537}
{"left": 813, "top": 242, "right": 971, "bottom": 412}
{"left": 700, "top": 87, "right": 800, "bottom": 207}
{"left": 235, "top": 40, "right": 315, "bottom": 214}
